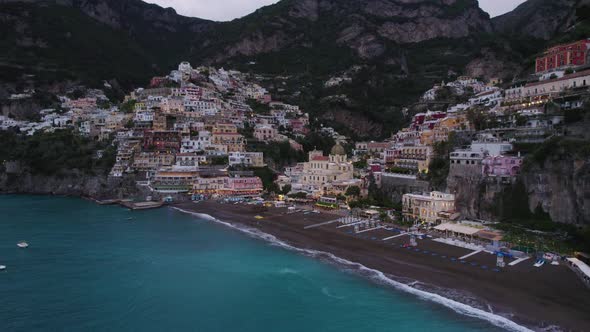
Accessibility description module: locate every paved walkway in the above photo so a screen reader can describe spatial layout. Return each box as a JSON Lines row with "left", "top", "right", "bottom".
{"left": 337, "top": 221, "right": 368, "bottom": 228}
{"left": 304, "top": 219, "right": 340, "bottom": 230}
{"left": 509, "top": 256, "right": 531, "bottom": 266}
{"left": 356, "top": 226, "right": 384, "bottom": 234}
{"left": 459, "top": 249, "right": 483, "bottom": 260}
{"left": 382, "top": 233, "right": 409, "bottom": 241}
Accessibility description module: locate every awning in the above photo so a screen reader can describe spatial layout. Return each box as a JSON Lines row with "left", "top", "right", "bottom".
{"left": 567, "top": 258, "right": 590, "bottom": 279}
{"left": 434, "top": 223, "right": 480, "bottom": 236}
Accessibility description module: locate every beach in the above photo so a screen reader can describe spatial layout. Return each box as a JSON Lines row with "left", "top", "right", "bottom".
{"left": 175, "top": 200, "right": 590, "bottom": 331}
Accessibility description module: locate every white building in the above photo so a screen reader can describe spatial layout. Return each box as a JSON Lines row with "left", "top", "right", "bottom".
{"left": 228, "top": 152, "right": 265, "bottom": 168}
{"left": 181, "top": 131, "right": 212, "bottom": 153}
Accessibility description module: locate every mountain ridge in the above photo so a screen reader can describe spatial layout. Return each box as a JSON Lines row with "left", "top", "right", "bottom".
{"left": 0, "top": 0, "right": 586, "bottom": 137}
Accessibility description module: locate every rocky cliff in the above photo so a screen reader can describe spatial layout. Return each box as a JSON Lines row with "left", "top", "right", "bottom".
{"left": 0, "top": 169, "right": 139, "bottom": 199}
{"left": 206, "top": 0, "right": 493, "bottom": 62}
{"left": 493, "top": 0, "right": 590, "bottom": 40}
{"left": 448, "top": 139, "right": 590, "bottom": 226}
{"left": 521, "top": 143, "right": 590, "bottom": 225}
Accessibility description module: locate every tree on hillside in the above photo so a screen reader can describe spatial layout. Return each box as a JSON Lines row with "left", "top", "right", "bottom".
{"left": 345, "top": 186, "right": 361, "bottom": 197}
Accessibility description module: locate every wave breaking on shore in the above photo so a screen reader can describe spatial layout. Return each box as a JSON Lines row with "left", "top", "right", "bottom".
{"left": 173, "top": 207, "right": 533, "bottom": 332}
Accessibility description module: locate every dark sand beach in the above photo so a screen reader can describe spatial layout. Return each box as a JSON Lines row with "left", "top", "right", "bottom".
{"left": 175, "top": 201, "right": 590, "bottom": 331}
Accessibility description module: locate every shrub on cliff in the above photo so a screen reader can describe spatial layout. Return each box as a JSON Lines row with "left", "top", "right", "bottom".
{"left": 0, "top": 129, "right": 115, "bottom": 175}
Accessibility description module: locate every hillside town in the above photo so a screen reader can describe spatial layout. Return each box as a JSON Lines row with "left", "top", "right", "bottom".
{"left": 1, "top": 40, "right": 590, "bottom": 285}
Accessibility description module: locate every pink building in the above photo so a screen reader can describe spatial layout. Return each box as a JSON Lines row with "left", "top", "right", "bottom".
{"left": 254, "top": 124, "right": 277, "bottom": 141}
{"left": 482, "top": 156, "right": 523, "bottom": 177}
{"left": 219, "top": 177, "right": 264, "bottom": 196}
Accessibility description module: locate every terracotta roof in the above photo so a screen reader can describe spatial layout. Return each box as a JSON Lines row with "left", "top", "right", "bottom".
{"left": 311, "top": 156, "right": 329, "bottom": 161}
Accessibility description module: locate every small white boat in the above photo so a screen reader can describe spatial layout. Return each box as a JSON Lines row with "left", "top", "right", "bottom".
{"left": 0, "top": 265, "right": 6, "bottom": 270}
{"left": 17, "top": 241, "right": 29, "bottom": 248}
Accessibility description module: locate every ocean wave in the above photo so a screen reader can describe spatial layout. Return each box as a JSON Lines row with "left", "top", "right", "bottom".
{"left": 172, "top": 207, "right": 533, "bottom": 332}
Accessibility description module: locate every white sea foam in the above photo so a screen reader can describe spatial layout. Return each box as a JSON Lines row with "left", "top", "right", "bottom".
{"left": 279, "top": 268, "right": 299, "bottom": 275}
{"left": 173, "top": 207, "right": 533, "bottom": 332}
{"left": 321, "top": 287, "right": 345, "bottom": 300}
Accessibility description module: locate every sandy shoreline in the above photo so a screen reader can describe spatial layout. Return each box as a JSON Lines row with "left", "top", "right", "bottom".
{"left": 174, "top": 200, "right": 590, "bottom": 332}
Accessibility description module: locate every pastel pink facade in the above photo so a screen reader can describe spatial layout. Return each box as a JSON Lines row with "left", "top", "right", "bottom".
{"left": 217, "top": 177, "right": 264, "bottom": 196}
{"left": 482, "top": 156, "right": 523, "bottom": 177}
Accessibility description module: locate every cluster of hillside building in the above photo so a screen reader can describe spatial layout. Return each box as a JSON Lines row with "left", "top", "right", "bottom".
{"left": 343, "top": 39, "right": 590, "bottom": 225}
{"left": 2, "top": 39, "right": 589, "bottom": 223}
{"left": 104, "top": 63, "right": 314, "bottom": 198}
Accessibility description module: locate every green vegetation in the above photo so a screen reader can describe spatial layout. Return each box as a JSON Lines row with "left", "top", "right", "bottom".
{"left": 386, "top": 166, "right": 414, "bottom": 175}
{"left": 353, "top": 159, "right": 368, "bottom": 170}
{"left": 299, "top": 132, "right": 335, "bottom": 154}
{"left": 0, "top": 129, "right": 116, "bottom": 175}
{"left": 253, "top": 167, "right": 279, "bottom": 193}
{"left": 524, "top": 136, "right": 590, "bottom": 169}
{"left": 466, "top": 107, "right": 499, "bottom": 131}
{"left": 288, "top": 192, "right": 309, "bottom": 199}
{"left": 0, "top": 3, "right": 160, "bottom": 87}
{"left": 209, "top": 156, "right": 228, "bottom": 166}
{"left": 426, "top": 133, "right": 458, "bottom": 190}
{"left": 249, "top": 141, "right": 305, "bottom": 168}
{"left": 345, "top": 186, "right": 361, "bottom": 197}
{"left": 120, "top": 100, "right": 137, "bottom": 114}
{"left": 246, "top": 99, "right": 271, "bottom": 115}
{"left": 349, "top": 174, "right": 397, "bottom": 209}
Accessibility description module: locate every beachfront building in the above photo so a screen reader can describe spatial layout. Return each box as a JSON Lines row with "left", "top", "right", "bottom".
{"left": 292, "top": 144, "right": 355, "bottom": 197}
{"left": 217, "top": 177, "right": 264, "bottom": 197}
{"left": 402, "top": 191, "right": 457, "bottom": 225}
{"left": 150, "top": 167, "right": 200, "bottom": 193}
{"left": 192, "top": 177, "right": 229, "bottom": 195}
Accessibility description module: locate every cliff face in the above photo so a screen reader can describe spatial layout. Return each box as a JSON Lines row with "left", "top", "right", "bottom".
{"left": 492, "top": 0, "right": 588, "bottom": 40}
{"left": 448, "top": 149, "right": 590, "bottom": 226}
{"left": 522, "top": 153, "right": 590, "bottom": 225}
{"left": 0, "top": 170, "right": 138, "bottom": 199}
{"left": 208, "top": 0, "right": 492, "bottom": 61}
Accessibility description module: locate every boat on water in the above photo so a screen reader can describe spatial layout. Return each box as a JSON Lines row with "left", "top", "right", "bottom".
{"left": 0, "top": 265, "right": 6, "bottom": 270}
{"left": 17, "top": 241, "right": 29, "bottom": 248}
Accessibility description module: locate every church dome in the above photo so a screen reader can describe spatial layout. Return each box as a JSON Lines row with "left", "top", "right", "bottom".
{"left": 330, "top": 143, "right": 346, "bottom": 156}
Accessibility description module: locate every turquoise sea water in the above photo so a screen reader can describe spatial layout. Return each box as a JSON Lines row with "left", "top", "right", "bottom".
{"left": 0, "top": 196, "right": 507, "bottom": 331}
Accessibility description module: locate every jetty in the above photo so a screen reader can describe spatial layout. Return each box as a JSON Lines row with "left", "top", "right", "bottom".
{"left": 119, "top": 201, "right": 164, "bottom": 210}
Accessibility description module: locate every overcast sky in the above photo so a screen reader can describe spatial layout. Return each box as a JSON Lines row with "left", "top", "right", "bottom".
{"left": 146, "top": 0, "right": 528, "bottom": 21}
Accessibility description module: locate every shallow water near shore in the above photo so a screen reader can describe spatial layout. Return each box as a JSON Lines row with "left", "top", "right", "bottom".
{"left": 0, "top": 196, "right": 507, "bottom": 331}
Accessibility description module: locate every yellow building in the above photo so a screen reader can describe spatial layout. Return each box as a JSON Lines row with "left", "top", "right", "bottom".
{"left": 402, "top": 191, "right": 457, "bottom": 224}
{"left": 294, "top": 144, "right": 357, "bottom": 197}
{"left": 420, "top": 116, "right": 470, "bottom": 146}
{"left": 393, "top": 145, "right": 432, "bottom": 173}
{"left": 212, "top": 124, "right": 245, "bottom": 153}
